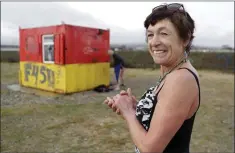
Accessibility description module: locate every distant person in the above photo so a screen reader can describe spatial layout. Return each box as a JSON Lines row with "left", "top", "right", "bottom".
{"left": 108, "top": 50, "right": 125, "bottom": 90}
{"left": 46, "top": 45, "right": 54, "bottom": 61}
{"left": 105, "top": 3, "right": 200, "bottom": 153}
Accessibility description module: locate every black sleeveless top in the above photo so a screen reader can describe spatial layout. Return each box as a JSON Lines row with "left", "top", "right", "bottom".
{"left": 135, "top": 68, "right": 201, "bottom": 153}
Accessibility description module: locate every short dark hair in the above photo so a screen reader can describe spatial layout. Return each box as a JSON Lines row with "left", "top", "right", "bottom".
{"left": 144, "top": 4, "right": 195, "bottom": 54}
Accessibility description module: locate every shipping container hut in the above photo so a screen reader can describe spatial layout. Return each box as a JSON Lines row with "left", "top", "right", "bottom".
{"left": 19, "top": 24, "right": 110, "bottom": 94}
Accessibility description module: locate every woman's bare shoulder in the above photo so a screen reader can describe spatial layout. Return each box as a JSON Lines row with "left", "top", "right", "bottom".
{"left": 158, "top": 67, "right": 199, "bottom": 103}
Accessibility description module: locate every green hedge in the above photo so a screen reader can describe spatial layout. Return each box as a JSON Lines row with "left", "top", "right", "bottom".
{"left": 111, "top": 51, "right": 234, "bottom": 73}
{"left": 1, "top": 50, "right": 234, "bottom": 73}
{"left": 1, "top": 51, "right": 19, "bottom": 63}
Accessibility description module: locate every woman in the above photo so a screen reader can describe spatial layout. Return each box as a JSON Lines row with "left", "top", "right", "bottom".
{"left": 104, "top": 3, "right": 200, "bottom": 153}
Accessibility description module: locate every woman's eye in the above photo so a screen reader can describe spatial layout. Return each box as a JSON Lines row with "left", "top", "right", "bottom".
{"left": 147, "top": 34, "right": 153, "bottom": 37}
{"left": 160, "top": 32, "right": 168, "bottom": 36}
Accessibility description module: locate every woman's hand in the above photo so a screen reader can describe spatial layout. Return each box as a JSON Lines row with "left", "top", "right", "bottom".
{"left": 104, "top": 88, "right": 137, "bottom": 116}
{"left": 120, "top": 88, "right": 137, "bottom": 109}
{"left": 113, "top": 93, "right": 136, "bottom": 119}
{"left": 104, "top": 96, "right": 121, "bottom": 115}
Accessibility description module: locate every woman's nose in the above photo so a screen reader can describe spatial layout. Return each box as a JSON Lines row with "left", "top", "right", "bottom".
{"left": 151, "top": 35, "right": 161, "bottom": 46}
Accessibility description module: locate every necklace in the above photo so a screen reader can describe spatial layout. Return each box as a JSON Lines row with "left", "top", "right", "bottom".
{"left": 153, "top": 56, "right": 188, "bottom": 93}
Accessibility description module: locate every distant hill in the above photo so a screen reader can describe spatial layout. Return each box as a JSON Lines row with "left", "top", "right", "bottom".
{"left": 1, "top": 45, "right": 19, "bottom": 48}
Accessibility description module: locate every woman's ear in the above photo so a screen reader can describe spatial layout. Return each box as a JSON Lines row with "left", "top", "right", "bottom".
{"left": 183, "top": 32, "right": 191, "bottom": 48}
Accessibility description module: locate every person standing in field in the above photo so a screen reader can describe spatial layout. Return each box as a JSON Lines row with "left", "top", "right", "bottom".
{"left": 105, "top": 3, "right": 200, "bottom": 153}
{"left": 108, "top": 50, "right": 125, "bottom": 90}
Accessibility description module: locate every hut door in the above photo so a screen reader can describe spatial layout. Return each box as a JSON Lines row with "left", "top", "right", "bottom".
{"left": 42, "top": 34, "right": 55, "bottom": 64}
{"left": 54, "top": 34, "right": 65, "bottom": 65}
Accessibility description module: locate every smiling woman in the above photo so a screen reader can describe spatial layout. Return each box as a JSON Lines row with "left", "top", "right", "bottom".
{"left": 104, "top": 3, "right": 201, "bottom": 153}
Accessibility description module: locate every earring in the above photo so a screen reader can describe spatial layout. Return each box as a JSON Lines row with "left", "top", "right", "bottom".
{"left": 184, "top": 51, "right": 188, "bottom": 58}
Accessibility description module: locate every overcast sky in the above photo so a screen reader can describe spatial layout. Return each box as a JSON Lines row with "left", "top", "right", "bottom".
{"left": 1, "top": 2, "right": 234, "bottom": 47}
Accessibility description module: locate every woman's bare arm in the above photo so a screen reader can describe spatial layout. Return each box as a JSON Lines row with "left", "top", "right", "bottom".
{"left": 124, "top": 70, "right": 198, "bottom": 153}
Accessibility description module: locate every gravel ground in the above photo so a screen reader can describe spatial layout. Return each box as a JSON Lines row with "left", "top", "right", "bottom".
{"left": 1, "top": 76, "right": 155, "bottom": 107}
{"left": 0, "top": 62, "right": 158, "bottom": 107}
{"left": 1, "top": 83, "right": 119, "bottom": 106}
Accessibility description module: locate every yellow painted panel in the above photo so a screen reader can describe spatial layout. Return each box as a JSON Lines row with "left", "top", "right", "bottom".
{"left": 65, "top": 63, "right": 110, "bottom": 93}
{"left": 19, "top": 62, "right": 66, "bottom": 93}
{"left": 19, "top": 62, "right": 110, "bottom": 93}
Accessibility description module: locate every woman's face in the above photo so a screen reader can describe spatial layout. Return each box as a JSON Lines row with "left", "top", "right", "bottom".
{"left": 147, "top": 19, "right": 188, "bottom": 66}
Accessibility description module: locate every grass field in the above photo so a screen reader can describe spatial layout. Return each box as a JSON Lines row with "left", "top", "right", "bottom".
{"left": 1, "top": 62, "right": 234, "bottom": 152}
